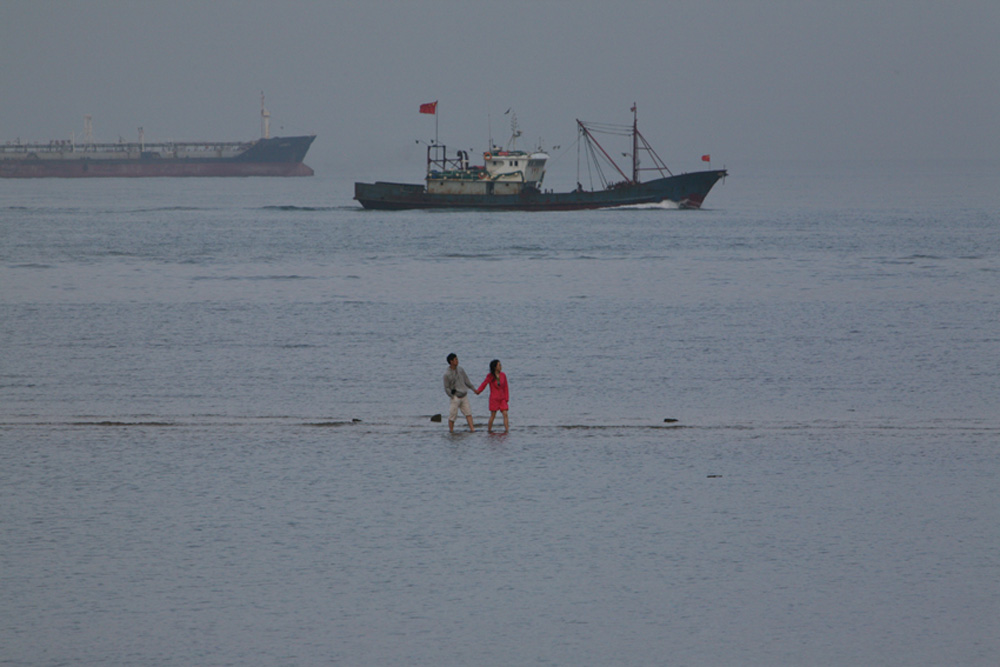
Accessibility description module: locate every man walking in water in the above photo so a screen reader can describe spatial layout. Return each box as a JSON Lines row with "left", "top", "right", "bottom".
{"left": 443, "top": 353, "right": 477, "bottom": 433}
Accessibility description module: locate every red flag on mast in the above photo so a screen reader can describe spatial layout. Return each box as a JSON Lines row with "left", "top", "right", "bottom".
{"left": 701, "top": 154, "right": 711, "bottom": 162}
{"left": 419, "top": 101, "right": 438, "bottom": 115}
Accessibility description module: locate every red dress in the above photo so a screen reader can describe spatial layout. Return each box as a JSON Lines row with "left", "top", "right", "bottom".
{"left": 477, "top": 372, "right": 509, "bottom": 411}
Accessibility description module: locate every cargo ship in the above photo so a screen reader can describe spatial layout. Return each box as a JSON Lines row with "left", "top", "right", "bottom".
{"left": 355, "top": 105, "right": 726, "bottom": 210}
{"left": 0, "top": 98, "right": 315, "bottom": 178}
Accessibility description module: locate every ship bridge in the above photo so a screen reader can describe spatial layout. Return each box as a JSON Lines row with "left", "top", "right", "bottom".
{"left": 482, "top": 150, "right": 548, "bottom": 187}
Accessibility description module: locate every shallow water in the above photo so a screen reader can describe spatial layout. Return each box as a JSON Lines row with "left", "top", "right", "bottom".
{"left": 2, "top": 160, "right": 999, "bottom": 664}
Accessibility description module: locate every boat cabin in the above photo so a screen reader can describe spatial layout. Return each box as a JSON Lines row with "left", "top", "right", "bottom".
{"left": 425, "top": 144, "right": 548, "bottom": 196}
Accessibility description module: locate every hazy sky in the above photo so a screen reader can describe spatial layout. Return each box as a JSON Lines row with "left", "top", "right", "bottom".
{"left": 3, "top": 1, "right": 998, "bottom": 179}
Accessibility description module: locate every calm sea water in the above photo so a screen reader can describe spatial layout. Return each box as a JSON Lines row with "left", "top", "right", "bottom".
{"left": 2, "top": 160, "right": 998, "bottom": 665}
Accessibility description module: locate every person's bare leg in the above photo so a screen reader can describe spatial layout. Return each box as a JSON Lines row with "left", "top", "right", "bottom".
{"left": 502, "top": 410, "right": 509, "bottom": 433}
{"left": 466, "top": 414, "right": 475, "bottom": 432}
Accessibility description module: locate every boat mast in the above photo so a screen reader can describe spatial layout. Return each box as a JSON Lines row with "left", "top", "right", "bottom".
{"left": 632, "top": 103, "right": 639, "bottom": 183}
{"left": 261, "top": 92, "right": 271, "bottom": 139}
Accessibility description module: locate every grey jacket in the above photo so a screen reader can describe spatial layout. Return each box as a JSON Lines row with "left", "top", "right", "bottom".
{"left": 444, "top": 366, "right": 476, "bottom": 398}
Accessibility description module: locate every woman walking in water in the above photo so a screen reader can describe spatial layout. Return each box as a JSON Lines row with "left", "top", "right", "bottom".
{"left": 476, "top": 359, "right": 509, "bottom": 433}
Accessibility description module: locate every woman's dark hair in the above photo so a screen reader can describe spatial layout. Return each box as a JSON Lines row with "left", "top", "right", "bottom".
{"left": 489, "top": 359, "right": 500, "bottom": 378}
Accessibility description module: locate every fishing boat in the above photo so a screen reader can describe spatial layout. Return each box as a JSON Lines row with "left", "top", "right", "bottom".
{"left": 354, "top": 105, "right": 726, "bottom": 210}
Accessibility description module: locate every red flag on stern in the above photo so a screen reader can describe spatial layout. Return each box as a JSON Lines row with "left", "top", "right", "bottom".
{"left": 701, "top": 154, "right": 711, "bottom": 162}
{"left": 419, "top": 101, "right": 438, "bottom": 115}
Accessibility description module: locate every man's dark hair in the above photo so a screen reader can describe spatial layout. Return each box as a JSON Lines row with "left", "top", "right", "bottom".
{"left": 446, "top": 353, "right": 457, "bottom": 363}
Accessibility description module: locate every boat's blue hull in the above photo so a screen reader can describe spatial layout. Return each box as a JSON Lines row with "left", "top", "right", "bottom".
{"left": 0, "top": 135, "right": 316, "bottom": 178}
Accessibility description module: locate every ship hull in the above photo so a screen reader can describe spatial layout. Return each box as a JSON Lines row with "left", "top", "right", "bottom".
{"left": 355, "top": 169, "right": 727, "bottom": 210}
{"left": 0, "top": 161, "right": 314, "bottom": 178}
{"left": 0, "top": 135, "right": 315, "bottom": 178}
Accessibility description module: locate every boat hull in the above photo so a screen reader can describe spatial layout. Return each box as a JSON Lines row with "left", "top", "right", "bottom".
{"left": 0, "top": 135, "right": 315, "bottom": 178}
{"left": 355, "top": 169, "right": 727, "bottom": 210}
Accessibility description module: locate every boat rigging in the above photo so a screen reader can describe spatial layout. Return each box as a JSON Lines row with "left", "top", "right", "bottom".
{"left": 575, "top": 104, "right": 675, "bottom": 191}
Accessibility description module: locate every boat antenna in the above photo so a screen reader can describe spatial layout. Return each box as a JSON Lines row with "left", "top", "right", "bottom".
{"left": 504, "top": 109, "right": 523, "bottom": 151}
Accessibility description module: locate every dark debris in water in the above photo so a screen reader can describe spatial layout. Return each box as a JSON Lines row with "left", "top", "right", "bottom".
{"left": 306, "top": 419, "right": 362, "bottom": 427}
